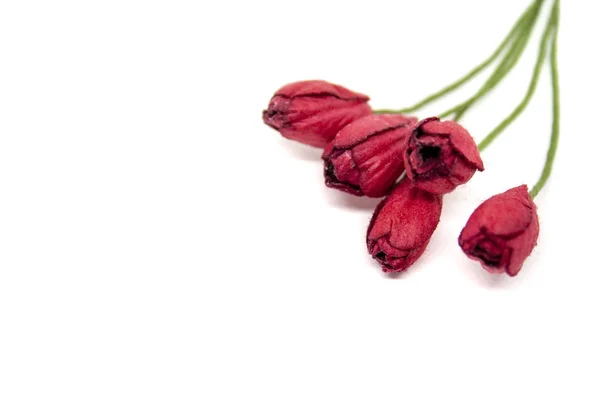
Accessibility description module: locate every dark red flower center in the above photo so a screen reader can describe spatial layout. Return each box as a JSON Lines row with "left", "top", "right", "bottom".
{"left": 407, "top": 137, "right": 453, "bottom": 179}
{"left": 419, "top": 145, "right": 441, "bottom": 162}
{"left": 262, "top": 96, "right": 291, "bottom": 129}
{"left": 368, "top": 242, "right": 409, "bottom": 273}
{"left": 323, "top": 152, "right": 362, "bottom": 195}
{"left": 325, "top": 160, "right": 336, "bottom": 177}
{"left": 471, "top": 238, "right": 504, "bottom": 267}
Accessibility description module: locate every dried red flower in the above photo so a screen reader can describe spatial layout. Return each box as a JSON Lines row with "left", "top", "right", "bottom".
{"left": 367, "top": 179, "right": 443, "bottom": 273}
{"left": 262, "top": 80, "right": 372, "bottom": 148}
{"left": 404, "top": 117, "right": 484, "bottom": 194}
{"left": 321, "top": 114, "right": 417, "bottom": 197}
{"left": 458, "top": 185, "right": 540, "bottom": 277}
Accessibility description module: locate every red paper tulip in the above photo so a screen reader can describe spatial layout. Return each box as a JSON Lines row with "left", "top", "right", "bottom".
{"left": 262, "top": 80, "right": 372, "bottom": 148}
{"left": 458, "top": 185, "right": 540, "bottom": 277}
{"left": 367, "top": 179, "right": 443, "bottom": 273}
{"left": 322, "top": 114, "right": 417, "bottom": 197}
{"left": 404, "top": 117, "right": 484, "bottom": 195}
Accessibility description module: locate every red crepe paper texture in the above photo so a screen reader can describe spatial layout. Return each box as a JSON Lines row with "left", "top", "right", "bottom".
{"left": 458, "top": 185, "right": 540, "bottom": 277}
{"left": 367, "top": 179, "right": 443, "bottom": 273}
{"left": 404, "top": 117, "right": 484, "bottom": 195}
{"left": 262, "top": 80, "right": 372, "bottom": 148}
{"left": 322, "top": 114, "right": 417, "bottom": 198}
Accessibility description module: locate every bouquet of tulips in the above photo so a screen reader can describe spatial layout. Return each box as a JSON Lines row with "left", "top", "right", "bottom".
{"left": 262, "top": 0, "right": 560, "bottom": 278}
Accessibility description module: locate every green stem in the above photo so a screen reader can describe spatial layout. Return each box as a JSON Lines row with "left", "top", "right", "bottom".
{"left": 530, "top": 1, "right": 560, "bottom": 198}
{"left": 373, "top": 0, "right": 537, "bottom": 115}
{"left": 452, "top": 23, "right": 533, "bottom": 121}
{"left": 477, "top": 0, "right": 557, "bottom": 152}
{"left": 439, "top": 0, "right": 544, "bottom": 121}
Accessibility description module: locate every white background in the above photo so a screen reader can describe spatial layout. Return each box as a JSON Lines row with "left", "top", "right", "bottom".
{"left": 1, "top": 0, "right": 599, "bottom": 398}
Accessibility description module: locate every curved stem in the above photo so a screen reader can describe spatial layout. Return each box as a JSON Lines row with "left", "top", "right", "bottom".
{"left": 530, "top": 1, "right": 560, "bottom": 198}
{"left": 477, "top": 0, "right": 557, "bottom": 152}
{"left": 439, "top": 0, "right": 544, "bottom": 121}
{"left": 442, "top": 31, "right": 528, "bottom": 120}
{"left": 373, "top": 0, "right": 538, "bottom": 115}
{"left": 452, "top": 23, "right": 534, "bottom": 121}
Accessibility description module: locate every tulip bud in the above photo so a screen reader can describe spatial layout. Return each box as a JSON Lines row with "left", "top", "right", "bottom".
{"left": 262, "top": 80, "right": 372, "bottom": 148}
{"left": 322, "top": 114, "right": 417, "bottom": 197}
{"left": 367, "top": 179, "right": 443, "bottom": 273}
{"left": 458, "top": 185, "right": 540, "bottom": 277}
{"left": 404, "top": 117, "right": 484, "bottom": 194}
